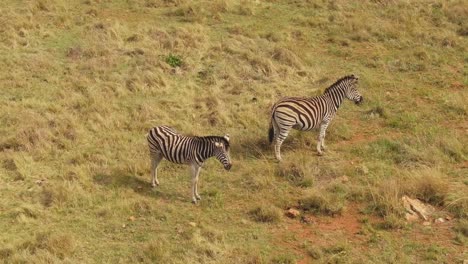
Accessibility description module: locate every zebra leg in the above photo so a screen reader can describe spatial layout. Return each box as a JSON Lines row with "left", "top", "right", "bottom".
{"left": 150, "top": 152, "right": 163, "bottom": 187}
{"left": 190, "top": 164, "right": 199, "bottom": 204}
{"left": 194, "top": 166, "right": 202, "bottom": 200}
{"left": 317, "top": 121, "right": 330, "bottom": 156}
{"left": 274, "top": 126, "right": 292, "bottom": 161}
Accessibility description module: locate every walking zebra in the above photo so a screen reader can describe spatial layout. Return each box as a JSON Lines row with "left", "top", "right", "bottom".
{"left": 268, "top": 74, "right": 363, "bottom": 161}
{"left": 147, "top": 125, "right": 232, "bottom": 204}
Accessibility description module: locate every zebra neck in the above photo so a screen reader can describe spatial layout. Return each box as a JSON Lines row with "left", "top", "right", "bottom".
{"left": 324, "top": 89, "right": 345, "bottom": 110}
{"left": 196, "top": 138, "right": 216, "bottom": 162}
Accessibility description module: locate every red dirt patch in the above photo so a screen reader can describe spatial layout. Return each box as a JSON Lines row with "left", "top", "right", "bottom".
{"left": 272, "top": 203, "right": 465, "bottom": 263}
{"left": 273, "top": 204, "right": 371, "bottom": 263}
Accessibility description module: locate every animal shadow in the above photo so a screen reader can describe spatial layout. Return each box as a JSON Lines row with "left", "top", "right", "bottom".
{"left": 92, "top": 169, "right": 181, "bottom": 201}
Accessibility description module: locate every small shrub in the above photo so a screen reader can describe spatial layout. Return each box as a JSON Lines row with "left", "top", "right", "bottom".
{"left": 249, "top": 205, "right": 282, "bottom": 223}
{"left": 41, "top": 184, "right": 69, "bottom": 207}
{"left": 305, "top": 245, "right": 322, "bottom": 260}
{"left": 277, "top": 161, "right": 314, "bottom": 188}
{"left": 323, "top": 242, "right": 348, "bottom": 255}
{"left": 453, "top": 219, "right": 468, "bottom": 237}
{"left": 2, "top": 158, "right": 18, "bottom": 171}
{"left": 18, "top": 232, "right": 76, "bottom": 259}
{"left": 366, "top": 180, "right": 405, "bottom": 221}
{"left": 377, "top": 213, "right": 405, "bottom": 230}
{"left": 299, "top": 191, "right": 344, "bottom": 216}
{"left": 271, "top": 253, "right": 296, "bottom": 264}
{"left": 166, "top": 54, "right": 183, "bottom": 67}
{"left": 134, "top": 239, "right": 170, "bottom": 263}
{"left": 405, "top": 172, "right": 449, "bottom": 206}
{"left": 322, "top": 242, "right": 349, "bottom": 263}
{"left": 446, "top": 196, "right": 468, "bottom": 219}
{"left": 453, "top": 219, "right": 468, "bottom": 246}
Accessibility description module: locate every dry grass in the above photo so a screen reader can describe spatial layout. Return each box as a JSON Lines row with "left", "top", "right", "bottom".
{"left": 299, "top": 190, "right": 345, "bottom": 216}
{"left": 0, "top": 0, "right": 467, "bottom": 262}
{"left": 249, "top": 205, "right": 283, "bottom": 223}
{"left": 404, "top": 168, "right": 450, "bottom": 206}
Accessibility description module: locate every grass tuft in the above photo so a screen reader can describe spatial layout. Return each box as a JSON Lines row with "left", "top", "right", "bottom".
{"left": 404, "top": 169, "right": 449, "bottom": 206}
{"left": 277, "top": 161, "right": 315, "bottom": 188}
{"left": 166, "top": 53, "right": 183, "bottom": 68}
{"left": 249, "top": 205, "right": 283, "bottom": 223}
{"left": 366, "top": 179, "right": 405, "bottom": 221}
{"left": 299, "top": 191, "right": 345, "bottom": 216}
{"left": 16, "top": 232, "right": 76, "bottom": 259}
{"left": 271, "top": 253, "right": 296, "bottom": 264}
{"left": 136, "top": 239, "right": 170, "bottom": 263}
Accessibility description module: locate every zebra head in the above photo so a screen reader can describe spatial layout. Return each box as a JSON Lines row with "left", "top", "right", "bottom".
{"left": 344, "top": 75, "right": 363, "bottom": 105}
{"left": 213, "top": 135, "right": 232, "bottom": 170}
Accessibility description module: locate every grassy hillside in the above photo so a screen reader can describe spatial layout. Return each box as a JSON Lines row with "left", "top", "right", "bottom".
{"left": 0, "top": 0, "right": 467, "bottom": 263}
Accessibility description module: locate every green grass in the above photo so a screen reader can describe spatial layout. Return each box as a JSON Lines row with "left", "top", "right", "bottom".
{"left": 1, "top": 0, "right": 467, "bottom": 263}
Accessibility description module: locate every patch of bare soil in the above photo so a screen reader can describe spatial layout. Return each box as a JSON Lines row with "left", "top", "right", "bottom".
{"left": 273, "top": 204, "right": 371, "bottom": 264}
{"left": 273, "top": 203, "right": 464, "bottom": 263}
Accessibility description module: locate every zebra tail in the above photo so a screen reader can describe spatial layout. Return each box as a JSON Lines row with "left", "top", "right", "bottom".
{"left": 268, "top": 122, "right": 274, "bottom": 144}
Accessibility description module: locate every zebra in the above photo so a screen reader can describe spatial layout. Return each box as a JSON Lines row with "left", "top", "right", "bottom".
{"left": 147, "top": 125, "right": 232, "bottom": 204}
{"left": 268, "top": 74, "right": 363, "bottom": 161}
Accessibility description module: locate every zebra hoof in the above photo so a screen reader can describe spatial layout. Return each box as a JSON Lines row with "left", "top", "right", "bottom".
{"left": 192, "top": 199, "right": 198, "bottom": 204}
{"left": 196, "top": 195, "right": 202, "bottom": 201}
{"left": 317, "top": 152, "right": 324, "bottom": 156}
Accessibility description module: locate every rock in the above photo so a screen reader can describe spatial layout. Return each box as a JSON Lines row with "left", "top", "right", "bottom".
{"left": 422, "top": 221, "right": 431, "bottom": 226}
{"left": 188, "top": 222, "right": 197, "bottom": 227}
{"left": 129, "top": 216, "right": 136, "bottom": 222}
{"left": 339, "top": 176, "right": 349, "bottom": 183}
{"left": 402, "top": 196, "right": 412, "bottom": 212}
{"left": 360, "top": 165, "right": 369, "bottom": 175}
{"left": 405, "top": 213, "right": 419, "bottom": 222}
{"left": 434, "top": 218, "right": 445, "bottom": 224}
{"left": 401, "top": 195, "right": 435, "bottom": 221}
{"left": 445, "top": 216, "right": 452, "bottom": 221}
{"left": 122, "top": 224, "right": 126, "bottom": 228}
{"left": 301, "top": 216, "right": 314, "bottom": 224}
{"left": 286, "top": 208, "right": 300, "bottom": 218}
{"left": 35, "top": 179, "right": 46, "bottom": 186}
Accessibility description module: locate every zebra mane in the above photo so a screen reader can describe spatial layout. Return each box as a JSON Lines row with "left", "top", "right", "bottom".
{"left": 200, "top": 136, "right": 230, "bottom": 149}
{"left": 323, "top": 75, "right": 357, "bottom": 94}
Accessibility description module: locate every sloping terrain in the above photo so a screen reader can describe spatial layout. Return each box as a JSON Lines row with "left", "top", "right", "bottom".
{"left": 0, "top": 0, "right": 467, "bottom": 263}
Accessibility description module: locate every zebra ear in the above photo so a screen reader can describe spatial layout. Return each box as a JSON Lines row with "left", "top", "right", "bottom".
{"left": 224, "top": 134, "right": 230, "bottom": 142}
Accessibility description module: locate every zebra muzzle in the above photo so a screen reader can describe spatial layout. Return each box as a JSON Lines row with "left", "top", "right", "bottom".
{"left": 355, "top": 96, "right": 363, "bottom": 105}
{"left": 225, "top": 163, "right": 232, "bottom": 171}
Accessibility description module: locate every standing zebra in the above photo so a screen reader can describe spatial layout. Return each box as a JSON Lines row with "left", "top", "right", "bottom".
{"left": 147, "top": 125, "right": 232, "bottom": 204}
{"left": 268, "top": 74, "right": 363, "bottom": 161}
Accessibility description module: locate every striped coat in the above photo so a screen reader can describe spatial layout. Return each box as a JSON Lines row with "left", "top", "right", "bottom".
{"left": 268, "top": 75, "right": 363, "bottom": 161}
{"left": 147, "top": 126, "right": 231, "bottom": 203}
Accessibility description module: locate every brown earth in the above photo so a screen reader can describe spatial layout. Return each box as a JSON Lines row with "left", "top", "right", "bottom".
{"left": 273, "top": 203, "right": 465, "bottom": 263}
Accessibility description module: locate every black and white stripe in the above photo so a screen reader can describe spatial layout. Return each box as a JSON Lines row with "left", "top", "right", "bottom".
{"left": 147, "top": 125, "right": 232, "bottom": 203}
{"left": 268, "top": 75, "right": 363, "bottom": 161}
